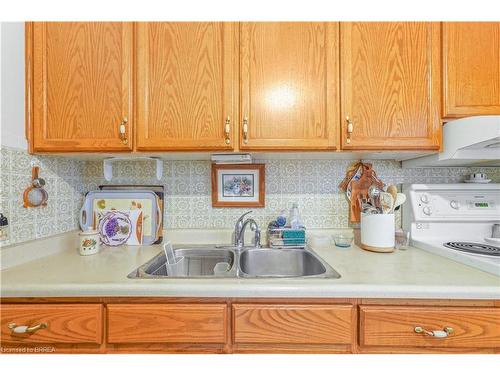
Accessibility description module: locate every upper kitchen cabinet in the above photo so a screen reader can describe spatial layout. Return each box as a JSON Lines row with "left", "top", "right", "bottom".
{"left": 27, "top": 22, "right": 133, "bottom": 152}
{"left": 340, "top": 22, "right": 441, "bottom": 150}
{"left": 443, "top": 22, "right": 500, "bottom": 118}
{"left": 135, "top": 22, "right": 238, "bottom": 151}
{"left": 239, "top": 22, "right": 339, "bottom": 150}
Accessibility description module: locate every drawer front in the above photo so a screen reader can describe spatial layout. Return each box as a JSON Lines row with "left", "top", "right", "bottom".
{"left": 233, "top": 304, "right": 353, "bottom": 344}
{"left": 107, "top": 304, "right": 227, "bottom": 344}
{"left": 1, "top": 304, "right": 103, "bottom": 344}
{"left": 360, "top": 306, "right": 500, "bottom": 349}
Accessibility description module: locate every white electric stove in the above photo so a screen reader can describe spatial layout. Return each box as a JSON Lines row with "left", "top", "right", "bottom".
{"left": 403, "top": 184, "right": 500, "bottom": 276}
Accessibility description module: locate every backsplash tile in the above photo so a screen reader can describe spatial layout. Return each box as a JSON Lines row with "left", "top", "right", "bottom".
{"left": 2, "top": 146, "right": 499, "bottom": 246}
{"left": 83, "top": 158, "right": 500, "bottom": 233}
{"left": 0, "top": 146, "right": 85, "bottom": 246}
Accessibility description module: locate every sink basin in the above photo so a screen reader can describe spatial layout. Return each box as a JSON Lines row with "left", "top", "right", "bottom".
{"left": 128, "top": 247, "right": 236, "bottom": 278}
{"left": 128, "top": 245, "right": 340, "bottom": 279}
{"left": 239, "top": 248, "right": 340, "bottom": 278}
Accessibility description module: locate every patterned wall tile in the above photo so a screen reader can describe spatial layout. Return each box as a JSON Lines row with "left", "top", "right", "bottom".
{"left": 0, "top": 146, "right": 86, "bottom": 246}
{"left": 2, "top": 144, "right": 500, "bottom": 246}
{"left": 81, "top": 157, "right": 500, "bottom": 233}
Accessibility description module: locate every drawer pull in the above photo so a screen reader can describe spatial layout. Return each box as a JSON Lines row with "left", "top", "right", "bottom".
{"left": 8, "top": 322, "right": 48, "bottom": 334}
{"left": 414, "top": 326, "right": 454, "bottom": 338}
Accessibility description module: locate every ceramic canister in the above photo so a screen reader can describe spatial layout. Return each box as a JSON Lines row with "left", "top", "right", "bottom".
{"left": 360, "top": 213, "right": 395, "bottom": 253}
{"left": 78, "top": 230, "right": 100, "bottom": 256}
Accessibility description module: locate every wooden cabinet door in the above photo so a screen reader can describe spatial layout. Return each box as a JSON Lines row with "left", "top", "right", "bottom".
{"left": 136, "top": 23, "right": 238, "bottom": 151}
{"left": 360, "top": 306, "right": 500, "bottom": 350}
{"left": 340, "top": 22, "right": 441, "bottom": 150}
{"left": 107, "top": 304, "right": 227, "bottom": 344}
{"left": 240, "top": 22, "right": 339, "bottom": 150}
{"left": 233, "top": 304, "right": 353, "bottom": 347}
{"left": 443, "top": 22, "right": 500, "bottom": 118}
{"left": 1, "top": 304, "right": 103, "bottom": 345}
{"left": 29, "top": 22, "right": 133, "bottom": 152}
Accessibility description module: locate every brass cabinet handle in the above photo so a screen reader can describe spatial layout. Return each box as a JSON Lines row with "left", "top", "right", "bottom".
{"left": 8, "top": 322, "right": 48, "bottom": 334}
{"left": 119, "top": 117, "right": 128, "bottom": 145}
{"left": 414, "top": 326, "right": 454, "bottom": 338}
{"left": 224, "top": 117, "right": 231, "bottom": 144}
{"left": 346, "top": 116, "right": 353, "bottom": 144}
{"left": 242, "top": 117, "right": 249, "bottom": 144}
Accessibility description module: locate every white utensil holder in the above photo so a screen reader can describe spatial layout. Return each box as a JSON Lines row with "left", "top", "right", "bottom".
{"left": 360, "top": 213, "right": 395, "bottom": 253}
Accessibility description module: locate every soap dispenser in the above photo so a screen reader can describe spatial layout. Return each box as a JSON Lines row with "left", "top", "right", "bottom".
{"left": 289, "top": 203, "right": 303, "bottom": 229}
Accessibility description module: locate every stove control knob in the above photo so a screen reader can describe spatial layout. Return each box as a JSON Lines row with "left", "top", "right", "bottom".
{"left": 420, "top": 194, "right": 429, "bottom": 204}
{"left": 422, "top": 206, "right": 432, "bottom": 216}
{"left": 450, "top": 200, "right": 460, "bottom": 210}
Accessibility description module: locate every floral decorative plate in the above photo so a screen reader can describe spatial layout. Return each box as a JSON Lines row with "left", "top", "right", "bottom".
{"left": 98, "top": 211, "right": 132, "bottom": 246}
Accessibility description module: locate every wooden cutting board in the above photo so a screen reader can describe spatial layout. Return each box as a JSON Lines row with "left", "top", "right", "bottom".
{"left": 348, "top": 164, "right": 385, "bottom": 223}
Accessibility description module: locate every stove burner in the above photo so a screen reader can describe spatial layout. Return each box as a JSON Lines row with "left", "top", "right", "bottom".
{"left": 443, "top": 242, "right": 500, "bottom": 257}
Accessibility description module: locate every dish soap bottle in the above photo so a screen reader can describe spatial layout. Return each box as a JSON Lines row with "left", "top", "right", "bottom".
{"left": 289, "top": 203, "right": 303, "bottom": 229}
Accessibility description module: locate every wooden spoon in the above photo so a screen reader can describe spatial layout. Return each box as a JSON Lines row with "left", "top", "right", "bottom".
{"left": 379, "top": 192, "right": 394, "bottom": 214}
{"left": 387, "top": 185, "right": 398, "bottom": 203}
{"left": 392, "top": 193, "right": 407, "bottom": 212}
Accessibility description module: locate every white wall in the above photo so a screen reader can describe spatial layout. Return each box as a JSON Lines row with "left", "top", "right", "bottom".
{"left": 0, "top": 22, "right": 27, "bottom": 150}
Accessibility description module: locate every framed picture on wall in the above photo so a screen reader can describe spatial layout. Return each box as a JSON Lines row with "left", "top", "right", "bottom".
{"left": 211, "top": 164, "right": 265, "bottom": 207}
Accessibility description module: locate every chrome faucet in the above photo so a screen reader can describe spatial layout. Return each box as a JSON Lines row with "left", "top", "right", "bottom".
{"left": 233, "top": 211, "right": 261, "bottom": 248}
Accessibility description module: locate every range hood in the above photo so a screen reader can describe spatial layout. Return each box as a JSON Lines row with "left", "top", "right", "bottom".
{"left": 402, "top": 116, "right": 500, "bottom": 167}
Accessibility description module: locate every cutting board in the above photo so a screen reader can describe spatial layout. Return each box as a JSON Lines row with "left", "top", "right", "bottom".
{"left": 348, "top": 164, "right": 385, "bottom": 223}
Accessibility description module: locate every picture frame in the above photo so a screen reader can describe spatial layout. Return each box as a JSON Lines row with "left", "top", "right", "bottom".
{"left": 211, "top": 164, "right": 265, "bottom": 207}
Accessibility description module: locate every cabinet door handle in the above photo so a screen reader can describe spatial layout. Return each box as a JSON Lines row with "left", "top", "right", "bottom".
{"left": 119, "top": 117, "right": 128, "bottom": 145}
{"left": 414, "top": 326, "right": 454, "bottom": 338}
{"left": 346, "top": 116, "right": 353, "bottom": 144}
{"left": 8, "top": 322, "right": 48, "bottom": 334}
{"left": 224, "top": 117, "right": 231, "bottom": 144}
{"left": 242, "top": 117, "right": 249, "bottom": 144}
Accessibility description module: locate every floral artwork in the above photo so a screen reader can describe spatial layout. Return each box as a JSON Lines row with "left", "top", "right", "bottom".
{"left": 222, "top": 174, "right": 254, "bottom": 197}
{"left": 211, "top": 164, "right": 265, "bottom": 207}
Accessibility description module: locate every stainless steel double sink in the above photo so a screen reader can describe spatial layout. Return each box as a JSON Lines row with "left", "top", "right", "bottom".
{"left": 128, "top": 245, "right": 341, "bottom": 279}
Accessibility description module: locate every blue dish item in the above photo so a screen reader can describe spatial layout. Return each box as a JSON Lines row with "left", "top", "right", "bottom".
{"left": 333, "top": 233, "right": 354, "bottom": 248}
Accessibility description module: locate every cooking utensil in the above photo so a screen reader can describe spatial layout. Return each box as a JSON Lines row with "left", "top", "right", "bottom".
{"left": 379, "top": 192, "right": 394, "bottom": 214}
{"left": 392, "top": 193, "right": 407, "bottom": 212}
{"left": 23, "top": 166, "right": 49, "bottom": 208}
{"left": 387, "top": 185, "right": 398, "bottom": 202}
{"left": 368, "top": 185, "right": 382, "bottom": 199}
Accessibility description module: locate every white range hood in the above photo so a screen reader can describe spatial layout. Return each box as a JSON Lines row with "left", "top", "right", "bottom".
{"left": 402, "top": 116, "right": 500, "bottom": 167}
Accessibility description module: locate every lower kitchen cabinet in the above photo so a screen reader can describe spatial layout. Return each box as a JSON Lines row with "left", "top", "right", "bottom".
{"left": 107, "top": 303, "right": 227, "bottom": 352}
{"left": 232, "top": 304, "right": 353, "bottom": 353}
{"left": 0, "top": 304, "right": 103, "bottom": 352}
{"left": 1, "top": 298, "right": 498, "bottom": 353}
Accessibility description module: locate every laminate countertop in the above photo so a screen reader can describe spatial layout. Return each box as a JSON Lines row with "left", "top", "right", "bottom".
{"left": 1, "top": 231, "right": 499, "bottom": 299}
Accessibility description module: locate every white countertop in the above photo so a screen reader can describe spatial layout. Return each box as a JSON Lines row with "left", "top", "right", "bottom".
{"left": 1, "top": 230, "right": 499, "bottom": 299}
